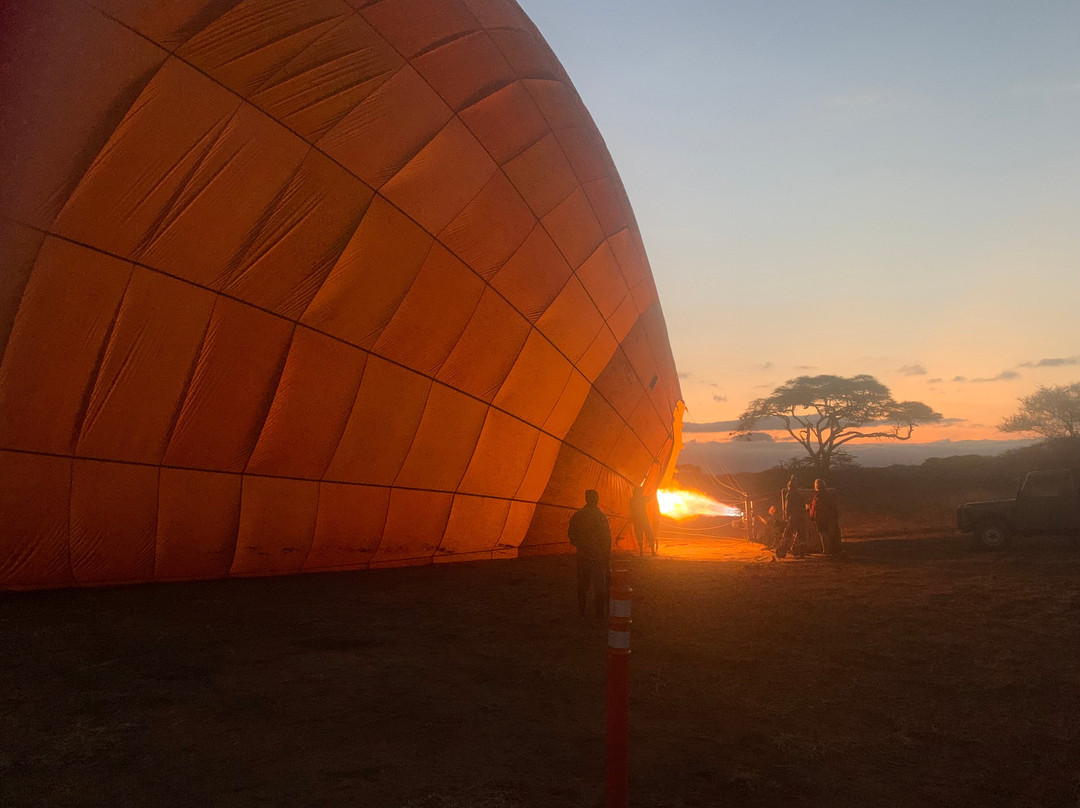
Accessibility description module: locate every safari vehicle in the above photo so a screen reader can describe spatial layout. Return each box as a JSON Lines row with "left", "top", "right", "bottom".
{"left": 957, "top": 469, "right": 1080, "bottom": 549}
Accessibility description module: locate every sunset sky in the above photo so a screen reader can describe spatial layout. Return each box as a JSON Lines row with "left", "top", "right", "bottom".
{"left": 522, "top": 1, "right": 1080, "bottom": 460}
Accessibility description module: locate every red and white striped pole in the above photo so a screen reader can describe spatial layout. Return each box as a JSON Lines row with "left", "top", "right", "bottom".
{"left": 606, "top": 566, "right": 632, "bottom": 808}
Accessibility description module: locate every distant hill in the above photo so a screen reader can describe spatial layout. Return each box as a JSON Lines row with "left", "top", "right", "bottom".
{"left": 680, "top": 436, "right": 1038, "bottom": 474}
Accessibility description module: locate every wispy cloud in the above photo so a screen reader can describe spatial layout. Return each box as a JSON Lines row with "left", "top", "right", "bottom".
{"left": 684, "top": 420, "right": 739, "bottom": 432}
{"left": 952, "top": 376, "right": 967, "bottom": 383}
{"left": 928, "top": 377, "right": 943, "bottom": 384}
{"left": 684, "top": 417, "right": 789, "bottom": 433}
{"left": 793, "top": 365, "right": 816, "bottom": 371}
{"left": 760, "top": 362, "right": 774, "bottom": 371}
{"left": 971, "top": 370, "right": 1021, "bottom": 383}
{"left": 712, "top": 394, "right": 727, "bottom": 402}
{"left": 1018, "top": 355, "right": 1080, "bottom": 368}
{"left": 898, "top": 364, "right": 927, "bottom": 376}
{"left": 678, "top": 371, "right": 693, "bottom": 380}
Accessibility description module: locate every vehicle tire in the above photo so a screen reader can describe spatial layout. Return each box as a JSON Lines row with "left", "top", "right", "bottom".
{"left": 973, "top": 520, "right": 1010, "bottom": 550}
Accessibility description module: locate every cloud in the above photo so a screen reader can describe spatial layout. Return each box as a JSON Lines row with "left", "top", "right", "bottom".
{"left": 972, "top": 370, "right": 1021, "bottom": 383}
{"left": 684, "top": 421, "right": 740, "bottom": 432}
{"left": 684, "top": 415, "right": 790, "bottom": 433}
{"left": 760, "top": 362, "right": 774, "bottom": 370}
{"left": 953, "top": 370, "right": 1021, "bottom": 383}
{"left": 793, "top": 365, "right": 816, "bottom": 371}
{"left": 928, "top": 377, "right": 943, "bottom": 384}
{"left": 712, "top": 394, "right": 727, "bottom": 402}
{"left": 678, "top": 371, "right": 692, "bottom": 380}
{"left": 898, "top": 364, "right": 927, "bottom": 376}
{"left": 936, "top": 417, "right": 968, "bottom": 426}
{"left": 1018, "top": 356, "right": 1080, "bottom": 368}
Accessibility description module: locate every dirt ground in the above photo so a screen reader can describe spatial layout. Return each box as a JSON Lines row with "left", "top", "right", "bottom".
{"left": 3, "top": 531, "right": 1080, "bottom": 808}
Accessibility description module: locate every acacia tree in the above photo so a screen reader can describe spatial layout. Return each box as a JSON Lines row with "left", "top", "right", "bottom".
{"left": 999, "top": 382, "right": 1080, "bottom": 438}
{"left": 735, "top": 374, "right": 943, "bottom": 477}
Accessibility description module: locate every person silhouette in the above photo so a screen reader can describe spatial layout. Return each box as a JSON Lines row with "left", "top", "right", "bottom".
{"left": 629, "top": 486, "right": 657, "bottom": 556}
{"left": 567, "top": 489, "right": 612, "bottom": 617}
{"left": 776, "top": 478, "right": 809, "bottom": 559}
{"left": 811, "top": 478, "right": 842, "bottom": 555}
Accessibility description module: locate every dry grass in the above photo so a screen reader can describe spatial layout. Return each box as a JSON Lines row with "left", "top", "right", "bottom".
{"left": 3, "top": 531, "right": 1080, "bottom": 807}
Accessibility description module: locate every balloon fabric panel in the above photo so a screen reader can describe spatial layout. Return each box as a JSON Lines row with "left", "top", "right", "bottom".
{"left": 582, "top": 179, "right": 630, "bottom": 238}
{"left": 458, "top": 81, "right": 550, "bottom": 166}
{"left": 231, "top": 475, "right": 320, "bottom": 576}
{"left": 154, "top": 468, "right": 241, "bottom": 581}
{"left": 458, "top": 409, "right": 541, "bottom": 499}
{"left": 163, "top": 297, "right": 295, "bottom": 473}
{"left": 69, "top": 460, "right": 158, "bottom": 584}
{"left": 493, "top": 332, "right": 574, "bottom": 427}
{"left": 74, "top": 267, "right": 217, "bottom": 465}
{"left": 0, "top": 452, "right": 72, "bottom": 588}
{"left": 540, "top": 187, "right": 605, "bottom": 271}
{"left": 412, "top": 31, "right": 516, "bottom": 112}
{"left": 317, "top": 65, "right": 453, "bottom": 189}
{"left": 380, "top": 118, "right": 497, "bottom": 235}
{"left": 438, "top": 172, "right": 535, "bottom": 280}
{"left": 489, "top": 225, "right": 573, "bottom": 323}
{"left": 301, "top": 196, "right": 434, "bottom": 349}
{"left": 0, "top": 223, "right": 44, "bottom": 358}
{"left": 323, "top": 356, "right": 432, "bottom": 485}
{"left": 576, "top": 243, "right": 629, "bottom": 321}
{"left": 503, "top": 134, "right": 580, "bottom": 219}
{"left": 372, "top": 243, "right": 485, "bottom": 376}
{"left": 439, "top": 495, "right": 513, "bottom": 556}
{"left": 245, "top": 326, "right": 369, "bottom": 479}
{"left": 393, "top": 383, "right": 489, "bottom": 491}
{"left": 576, "top": 327, "right": 621, "bottom": 383}
{"left": 542, "top": 371, "right": 593, "bottom": 440}
{"left": 305, "top": 482, "right": 391, "bottom": 570}
{"left": 535, "top": 277, "right": 606, "bottom": 363}
{"left": 0, "top": 239, "right": 133, "bottom": 455}
{"left": 0, "top": 5, "right": 167, "bottom": 231}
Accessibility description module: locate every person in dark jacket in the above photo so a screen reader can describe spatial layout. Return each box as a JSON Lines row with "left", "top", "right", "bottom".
{"left": 777, "top": 478, "right": 809, "bottom": 558}
{"left": 811, "top": 478, "right": 842, "bottom": 555}
{"left": 629, "top": 486, "right": 657, "bottom": 556}
{"left": 755, "top": 504, "right": 784, "bottom": 550}
{"left": 568, "top": 489, "right": 612, "bottom": 617}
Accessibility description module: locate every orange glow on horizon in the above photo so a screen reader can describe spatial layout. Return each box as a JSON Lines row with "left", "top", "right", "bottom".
{"left": 657, "top": 488, "right": 743, "bottom": 520}
{"left": 687, "top": 421, "right": 1013, "bottom": 446}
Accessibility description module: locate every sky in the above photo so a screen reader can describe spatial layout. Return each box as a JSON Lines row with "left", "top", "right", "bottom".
{"left": 520, "top": 0, "right": 1080, "bottom": 466}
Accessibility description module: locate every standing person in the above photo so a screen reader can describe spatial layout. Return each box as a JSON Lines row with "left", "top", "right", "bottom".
{"left": 629, "top": 486, "right": 657, "bottom": 556}
{"left": 756, "top": 505, "right": 784, "bottom": 550}
{"left": 811, "top": 478, "right": 842, "bottom": 555}
{"left": 777, "top": 478, "right": 809, "bottom": 558}
{"left": 567, "top": 489, "right": 613, "bottom": 618}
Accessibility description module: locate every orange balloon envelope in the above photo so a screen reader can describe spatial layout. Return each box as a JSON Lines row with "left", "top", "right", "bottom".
{"left": 0, "top": 0, "right": 682, "bottom": 588}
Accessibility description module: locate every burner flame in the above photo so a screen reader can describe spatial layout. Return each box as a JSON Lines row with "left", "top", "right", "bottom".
{"left": 656, "top": 488, "right": 743, "bottom": 520}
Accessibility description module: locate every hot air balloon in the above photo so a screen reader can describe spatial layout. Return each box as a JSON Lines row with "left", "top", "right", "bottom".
{"left": 0, "top": 0, "right": 682, "bottom": 589}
